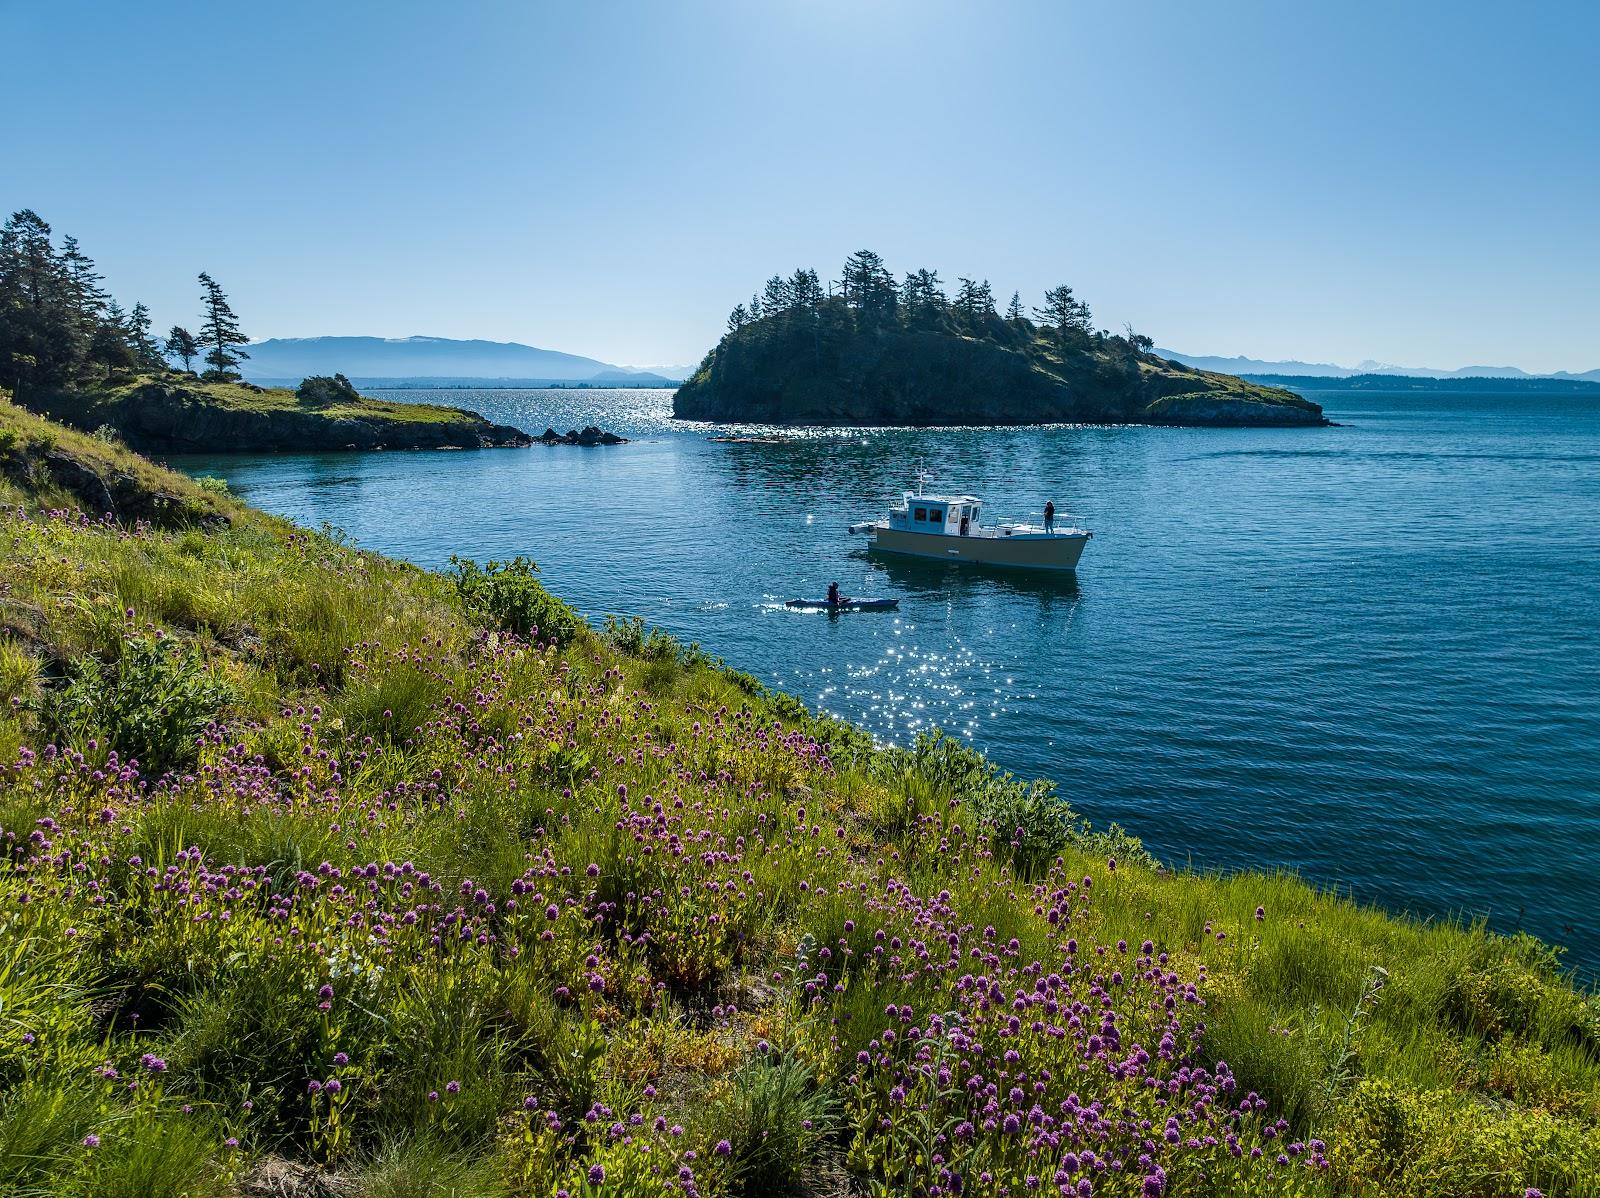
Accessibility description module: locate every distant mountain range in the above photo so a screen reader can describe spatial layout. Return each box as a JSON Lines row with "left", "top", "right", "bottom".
{"left": 239, "top": 336, "right": 688, "bottom": 388}
{"left": 1157, "top": 349, "right": 1600, "bottom": 384}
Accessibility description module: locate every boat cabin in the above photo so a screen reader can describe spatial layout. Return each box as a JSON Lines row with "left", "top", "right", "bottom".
{"left": 889, "top": 492, "right": 983, "bottom": 537}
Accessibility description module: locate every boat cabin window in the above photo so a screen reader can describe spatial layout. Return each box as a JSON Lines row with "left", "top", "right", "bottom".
{"left": 926, "top": 507, "right": 943, "bottom": 523}
{"left": 913, "top": 507, "right": 926, "bottom": 521}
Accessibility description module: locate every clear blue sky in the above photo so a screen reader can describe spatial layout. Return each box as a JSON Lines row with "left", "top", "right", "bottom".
{"left": 4, "top": 0, "right": 1597, "bottom": 371}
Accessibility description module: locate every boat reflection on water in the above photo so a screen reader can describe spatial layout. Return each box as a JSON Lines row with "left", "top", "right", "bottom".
{"left": 860, "top": 548, "right": 1083, "bottom": 608}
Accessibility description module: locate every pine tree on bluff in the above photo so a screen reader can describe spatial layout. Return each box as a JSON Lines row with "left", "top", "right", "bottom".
{"left": 59, "top": 235, "right": 109, "bottom": 347}
{"left": 1035, "top": 284, "right": 1093, "bottom": 345}
{"left": 955, "top": 278, "right": 996, "bottom": 331}
{"left": 165, "top": 325, "right": 199, "bottom": 373}
{"left": 0, "top": 210, "right": 78, "bottom": 388}
{"left": 1006, "top": 291, "right": 1026, "bottom": 323}
{"left": 197, "top": 272, "right": 249, "bottom": 379}
{"left": 90, "top": 299, "right": 137, "bottom": 372}
{"left": 761, "top": 274, "right": 793, "bottom": 320}
{"left": 840, "top": 249, "right": 897, "bottom": 327}
{"left": 902, "top": 268, "right": 947, "bottom": 328}
{"left": 0, "top": 211, "right": 139, "bottom": 389}
{"left": 127, "top": 302, "right": 163, "bottom": 370}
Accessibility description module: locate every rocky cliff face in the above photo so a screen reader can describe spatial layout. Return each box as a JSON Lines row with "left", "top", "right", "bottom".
{"left": 673, "top": 330, "right": 1326, "bottom": 428}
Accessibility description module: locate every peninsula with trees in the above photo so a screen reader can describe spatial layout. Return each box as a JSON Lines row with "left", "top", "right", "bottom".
{"left": 674, "top": 250, "right": 1327, "bottom": 427}
{"left": 0, "top": 211, "right": 530, "bottom": 452}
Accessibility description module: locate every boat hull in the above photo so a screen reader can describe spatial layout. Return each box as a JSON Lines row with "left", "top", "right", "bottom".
{"left": 870, "top": 527, "right": 1088, "bottom": 571}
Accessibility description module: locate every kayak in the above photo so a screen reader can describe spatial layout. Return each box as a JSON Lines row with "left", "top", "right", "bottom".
{"left": 785, "top": 598, "right": 899, "bottom": 612}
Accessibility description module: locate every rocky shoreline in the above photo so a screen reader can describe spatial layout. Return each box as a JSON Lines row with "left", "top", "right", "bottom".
{"left": 535, "top": 425, "right": 628, "bottom": 446}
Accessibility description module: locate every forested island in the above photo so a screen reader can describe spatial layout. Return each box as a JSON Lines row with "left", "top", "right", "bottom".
{"left": 674, "top": 251, "right": 1327, "bottom": 427}
{"left": 0, "top": 211, "right": 528, "bottom": 452}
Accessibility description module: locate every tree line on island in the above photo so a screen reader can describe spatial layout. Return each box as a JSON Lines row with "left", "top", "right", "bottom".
{"left": 722, "top": 248, "right": 1154, "bottom": 360}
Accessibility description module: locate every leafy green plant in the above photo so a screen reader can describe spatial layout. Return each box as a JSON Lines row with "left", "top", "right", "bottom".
{"left": 601, "top": 614, "right": 680, "bottom": 661}
{"left": 450, "top": 556, "right": 583, "bottom": 646}
{"left": 36, "top": 633, "right": 229, "bottom": 774}
{"left": 193, "top": 475, "right": 231, "bottom": 497}
{"left": 711, "top": 1053, "right": 835, "bottom": 1196}
{"left": 296, "top": 373, "right": 362, "bottom": 408}
{"left": 1312, "top": 964, "right": 1389, "bottom": 1118}
{"left": 0, "top": 637, "right": 40, "bottom": 710}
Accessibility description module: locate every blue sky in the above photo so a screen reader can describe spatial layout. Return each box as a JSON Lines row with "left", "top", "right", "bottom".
{"left": 3, "top": 0, "right": 1597, "bottom": 371}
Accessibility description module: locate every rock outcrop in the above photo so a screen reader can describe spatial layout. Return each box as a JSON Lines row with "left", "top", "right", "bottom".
{"left": 536, "top": 425, "right": 628, "bottom": 446}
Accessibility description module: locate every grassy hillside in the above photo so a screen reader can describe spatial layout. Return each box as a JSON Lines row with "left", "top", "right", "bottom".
{"left": 17, "top": 373, "right": 531, "bottom": 453}
{"left": 1, "top": 399, "right": 1595, "bottom": 1197}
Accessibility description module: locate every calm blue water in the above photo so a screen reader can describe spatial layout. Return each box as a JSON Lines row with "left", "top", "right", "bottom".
{"left": 172, "top": 387, "right": 1600, "bottom": 970}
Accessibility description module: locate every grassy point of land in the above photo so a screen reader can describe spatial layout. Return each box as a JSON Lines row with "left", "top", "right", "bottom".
{"left": 17, "top": 373, "right": 531, "bottom": 454}
{"left": 0, "top": 399, "right": 1596, "bottom": 1197}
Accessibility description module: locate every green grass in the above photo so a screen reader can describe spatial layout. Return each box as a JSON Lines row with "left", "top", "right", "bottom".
{"left": 18, "top": 371, "right": 505, "bottom": 439}
{"left": 0, "top": 396, "right": 1596, "bottom": 1196}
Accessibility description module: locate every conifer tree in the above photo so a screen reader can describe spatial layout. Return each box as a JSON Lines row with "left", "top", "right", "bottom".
{"left": 902, "top": 268, "right": 947, "bottom": 328}
{"left": 840, "top": 249, "right": 897, "bottom": 326}
{"left": 1035, "top": 284, "right": 1093, "bottom": 342}
{"left": 197, "top": 272, "right": 250, "bottom": 378}
{"left": 127, "top": 301, "right": 162, "bottom": 369}
{"left": 59, "top": 235, "right": 108, "bottom": 338}
{"left": 1006, "top": 291, "right": 1025, "bottom": 323}
{"left": 90, "top": 299, "right": 136, "bottom": 371}
{"left": 761, "top": 274, "right": 792, "bottom": 318}
{"left": 0, "top": 209, "right": 78, "bottom": 388}
{"left": 955, "top": 278, "right": 995, "bottom": 329}
{"left": 165, "top": 325, "right": 199, "bottom": 373}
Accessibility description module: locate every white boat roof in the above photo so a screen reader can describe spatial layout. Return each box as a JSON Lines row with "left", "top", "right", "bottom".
{"left": 903, "top": 493, "right": 979, "bottom": 504}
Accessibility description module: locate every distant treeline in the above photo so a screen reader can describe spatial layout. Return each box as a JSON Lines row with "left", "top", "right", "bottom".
{"left": 1244, "top": 373, "right": 1600, "bottom": 394}
{"left": 0, "top": 209, "right": 248, "bottom": 393}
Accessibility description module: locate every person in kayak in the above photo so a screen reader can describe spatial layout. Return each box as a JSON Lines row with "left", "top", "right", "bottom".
{"left": 827, "top": 581, "right": 849, "bottom": 609}
{"left": 1044, "top": 500, "right": 1055, "bottom": 533}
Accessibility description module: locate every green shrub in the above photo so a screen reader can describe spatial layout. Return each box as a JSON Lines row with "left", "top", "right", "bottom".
{"left": 193, "top": 474, "right": 231, "bottom": 497}
{"left": 710, "top": 1053, "right": 835, "bottom": 1196}
{"left": 1330, "top": 1077, "right": 1600, "bottom": 1195}
{"left": 36, "top": 633, "right": 229, "bottom": 774}
{"left": 877, "top": 729, "right": 1155, "bottom": 876}
{"left": 296, "top": 373, "right": 362, "bottom": 407}
{"left": 601, "top": 614, "right": 682, "bottom": 661}
{"left": 0, "top": 637, "right": 40, "bottom": 709}
{"left": 449, "top": 556, "right": 583, "bottom": 646}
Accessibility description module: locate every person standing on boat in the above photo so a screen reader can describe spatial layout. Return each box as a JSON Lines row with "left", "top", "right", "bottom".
{"left": 1044, "top": 500, "right": 1055, "bottom": 533}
